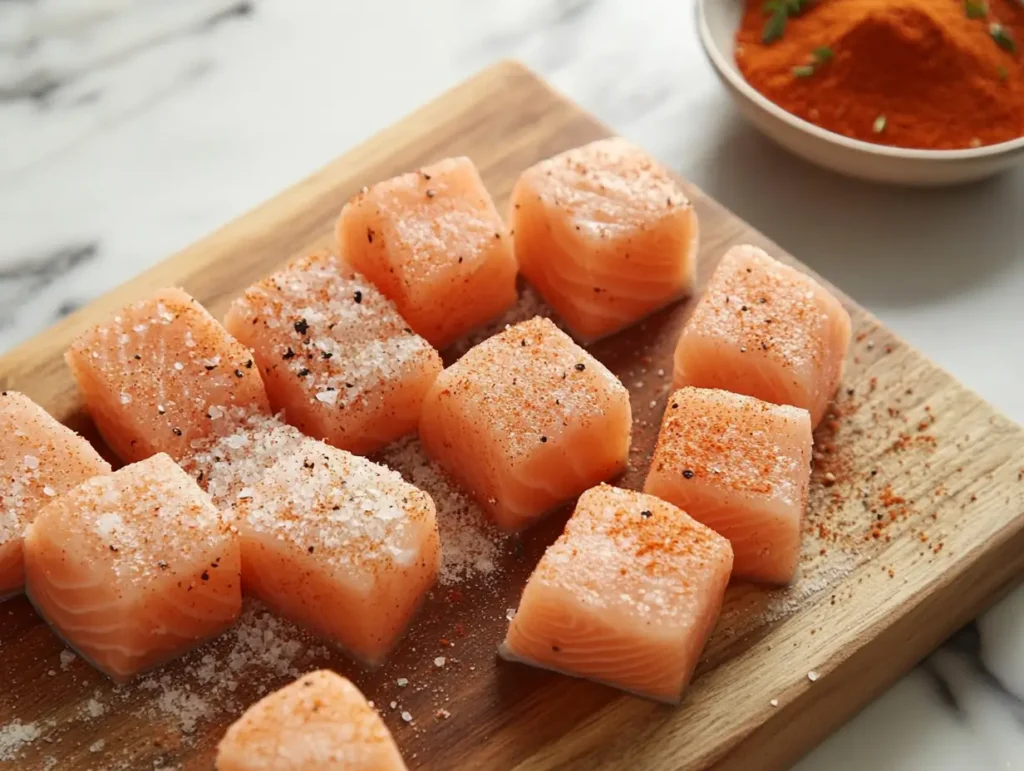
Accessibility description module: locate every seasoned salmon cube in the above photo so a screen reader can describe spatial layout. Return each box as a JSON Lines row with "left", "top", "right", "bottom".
{"left": 66, "top": 288, "right": 270, "bottom": 463}
{"left": 224, "top": 251, "right": 442, "bottom": 455}
{"left": 500, "top": 484, "right": 732, "bottom": 703}
{"left": 644, "top": 387, "right": 812, "bottom": 585}
{"left": 673, "top": 245, "right": 851, "bottom": 427}
{"left": 23, "top": 453, "right": 241, "bottom": 682}
{"left": 336, "top": 156, "right": 517, "bottom": 349}
{"left": 511, "top": 138, "right": 699, "bottom": 342}
{"left": 419, "top": 316, "right": 631, "bottom": 531}
{"left": 1, "top": 392, "right": 111, "bottom": 599}
{"left": 216, "top": 669, "right": 407, "bottom": 771}
{"left": 235, "top": 437, "right": 440, "bottom": 665}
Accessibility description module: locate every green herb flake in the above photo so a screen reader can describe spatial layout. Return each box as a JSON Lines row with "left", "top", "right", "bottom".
{"left": 872, "top": 115, "right": 888, "bottom": 134}
{"left": 763, "top": 8, "right": 788, "bottom": 44}
{"left": 812, "top": 46, "right": 835, "bottom": 62}
{"left": 990, "top": 22, "right": 1016, "bottom": 53}
{"left": 965, "top": 0, "right": 988, "bottom": 19}
{"left": 793, "top": 64, "right": 817, "bottom": 78}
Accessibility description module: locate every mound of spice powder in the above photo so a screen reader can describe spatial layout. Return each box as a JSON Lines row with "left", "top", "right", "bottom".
{"left": 736, "top": 0, "right": 1024, "bottom": 150}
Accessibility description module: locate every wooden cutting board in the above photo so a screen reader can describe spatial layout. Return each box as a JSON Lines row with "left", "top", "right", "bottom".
{"left": 1, "top": 61, "right": 1022, "bottom": 771}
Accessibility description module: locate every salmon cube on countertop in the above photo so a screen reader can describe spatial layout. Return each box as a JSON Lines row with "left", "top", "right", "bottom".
{"left": 336, "top": 156, "right": 518, "bottom": 350}
{"left": 224, "top": 251, "right": 442, "bottom": 455}
{"left": 511, "top": 137, "right": 699, "bottom": 342}
{"left": 235, "top": 437, "right": 441, "bottom": 665}
{"left": 418, "top": 316, "right": 632, "bottom": 532}
{"left": 66, "top": 287, "right": 271, "bottom": 464}
{"left": 216, "top": 669, "right": 407, "bottom": 771}
{"left": 23, "top": 453, "right": 241, "bottom": 683}
{"left": 1, "top": 391, "right": 111, "bottom": 599}
{"left": 644, "top": 387, "right": 813, "bottom": 585}
{"left": 500, "top": 484, "right": 733, "bottom": 704}
{"left": 673, "top": 245, "right": 851, "bottom": 427}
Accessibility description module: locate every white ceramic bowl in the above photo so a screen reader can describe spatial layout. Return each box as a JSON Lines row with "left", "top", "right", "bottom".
{"left": 697, "top": 0, "right": 1024, "bottom": 186}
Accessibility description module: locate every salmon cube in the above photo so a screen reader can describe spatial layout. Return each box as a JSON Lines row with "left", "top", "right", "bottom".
{"left": 644, "top": 387, "right": 812, "bottom": 585}
{"left": 336, "top": 156, "right": 518, "bottom": 349}
{"left": 511, "top": 138, "right": 699, "bottom": 342}
{"left": 0, "top": 392, "right": 111, "bottom": 598}
{"left": 216, "top": 669, "right": 407, "bottom": 771}
{"left": 224, "top": 251, "right": 442, "bottom": 455}
{"left": 500, "top": 484, "right": 733, "bottom": 704}
{"left": 66, "top": 288, "right": 270, "bottom": 463}
{"left": 23, "top": 453, "right": 241, "bottom": 682}
{"left": 235, "top": 437, "right": 440, "bottom": 665}
{"left": 673, "top": 245, "right": 852, "bottom": 427}
{"left": 419, "top": 316, "right": 631, "bottom": 531}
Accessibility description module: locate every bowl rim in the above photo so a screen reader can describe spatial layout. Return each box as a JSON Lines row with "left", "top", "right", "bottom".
{"left": 695, "top": 0, "right": 1024, "bottom": 162}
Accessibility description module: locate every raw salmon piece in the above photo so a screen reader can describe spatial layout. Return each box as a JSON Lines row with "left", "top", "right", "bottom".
{"left": 336, "top": 156, "right": 517, "bottom": 349}
{"left": 418, "top": 316, "right": 631, "bottom": 531}
{"left": 500, "top": 484, "right": 732, "bottom": 703}
{"left": 181, "top": 414, "right": 306, "bottom": 511}
{"left": 216, "top": 669, "right": 407, "bottom": 771}
{"left": 673, "top": 245, "right": 851, "bottom": 427}
{"left": 224, "top": 251, "right": 442, "bottom": 455}
{"left": 66, "top": 287, "right": 271, "bottom": 463}
{"left": 23, "top": 453, "right": 241, "bottom": 682}
{"left": 644, "top": 387, "right": 812, "bottom": 585}
{"left": 511, "top": 137, "right": 699, "bottom": 342}
{"left": 235, "top": 437, "right": 440, "bottom": 665}
{"left": 0, "top": 392, "right": 110, "bottom": 599}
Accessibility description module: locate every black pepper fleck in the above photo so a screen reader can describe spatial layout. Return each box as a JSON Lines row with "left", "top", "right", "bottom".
{"left": 354, "top": 290, "right": 362, "bottom": 304}
{"left": 294, "top": 319, "right": 309, "bottom": 335}
{"left": 298, "top": 368, "right": 310, "bottom": 377}
{"left": 283, "top": 347, "right": 295, "bottom": 360}
{"left": 683, "top": 469, "right": 695, "bottom": 479}
{"left": 575, "top": 363, "right": 586, "bottom": 371}
{"left": 640, "top": 510, "right": 652, "bottom": 519}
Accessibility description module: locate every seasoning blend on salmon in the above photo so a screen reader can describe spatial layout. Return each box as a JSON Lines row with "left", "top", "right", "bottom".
{"left": 510, "top": 137, "right": 699, "bottom": 342}
{"left": 235, "top": 437, "right": 440, "bottom": 665}
{"left": 419, "top": 317, "right": 632, "bottom": 531}
{"left": 673, "top": 245, "right": 851, "bottom": 427}
{"left": 336, "top": 156, "right": 518, "bottom": 349}
{"left": 216, "top": 669, "right": 407, "bottom": 771}
{"left": 500, "top": 484, "right": 733, "bottom": 703}
{"left": 644, "top": 387, "right": 812, "bottom": 585}
{"left": 66, "top": 288, "right": 270, "bottom": 463}
{"left": 23, "top": 453, "right": 241, "bottom": 682}
{"left": 1, "top": 392, "right": 111, "bottom": 599}
{"left": 224, "top": 251, "right": 442, "bottom": 455}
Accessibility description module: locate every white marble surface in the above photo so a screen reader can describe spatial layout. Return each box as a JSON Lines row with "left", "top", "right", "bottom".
{"left": 1, "top": 0, "right": 1022, "bottom": 768}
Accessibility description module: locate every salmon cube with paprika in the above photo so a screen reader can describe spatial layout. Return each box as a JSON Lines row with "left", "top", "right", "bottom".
{"left": 66, "top": 288, "right": 270, "bottom": 463}
{"left": 216, "top": 669, "right": 407, "bottom": 771}
{"left": 1, "top": 391, "right": 111, "bottom": 599}
{"left": 511, "top": 137, "right": 699, "bottom": 342}
{"left": 419, "top": 316, "right": 631, "bottom": 531}
{"left": 24, "top": 453, "right": 241, "bottom": 682}
{"left": 644, "top": 387, "right": 813, "bottom": 585}
{"left": 500, "top": 484, "right": 733, "bottom": 704}
{"left": 336, "top": 156, "right": 517, "bottom": 349}
{"left": 673, "top": 245, "right": 851, "bottom": 427}
{"left": 236, "top": 437, "right": 440, "bottom": 665}
{"left": 224, "top": 251, "right": 442, "bottom": 455}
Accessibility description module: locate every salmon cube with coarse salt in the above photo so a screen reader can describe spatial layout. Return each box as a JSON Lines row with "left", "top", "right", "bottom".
{"left": 500, "top": 484, "right": 733, "bottom": 704}
{"left": 216, "top": 669, "right": 407, "bottom": 771}
{"left": 673, "top": 245, "right": 851, "bottom": 427}
{"left": 336, "top": 156, "right": 518, "bottom": 349}
{"left": 235, "top": 437, "right": 440, "bottom": 665}
{"left": 511, "top": 137, "right": 699, "bottom": 342}
{"left": 1, "top": 391, "right": 111, "bottom": 599}
{"left": 419, "top": 316, "right": 632, "bottom": 532}
{"left": 224, "top": 251, "right": 442, "bottom": 455}
{"left": 66, "top": 288, "right": 270, "bottom": 464}
{"left": 644, "top": 387, "right": 813, "bottom": 585}
{"left": 23, "top": 453, "right": 241, "bottom": 682}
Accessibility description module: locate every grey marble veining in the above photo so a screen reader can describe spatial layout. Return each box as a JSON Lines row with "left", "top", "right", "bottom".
{"left": 1, "top": 1, "right": 1022, "bottom": 768}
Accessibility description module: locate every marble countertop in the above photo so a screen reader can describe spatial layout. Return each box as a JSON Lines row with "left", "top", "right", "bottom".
{"left": 1, "top": 0, "right": 1022, "bottom": 768}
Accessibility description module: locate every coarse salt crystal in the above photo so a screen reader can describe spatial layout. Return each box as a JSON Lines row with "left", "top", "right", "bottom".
{"left": 315, "top": 390, "right": 339, "bottom": 406}
{"left": 770, "top": 698, "right": 779, "bottom": 707}
{"left": 401, "top": 711, "right": 413, "bottom": 723}
{"left": 807, "top": 670, "right": 819, "bottom": 682}
{"left": 207, "top": 405, "right": 224, "bottom": 419}
{"left": 89, "top": 739, "right": 104, "bottom": 752}
{"left": 237, "top": 488, "right": 255, "bottom": 500}
{"left": 120, "top": 392, "right": 132, "bottom": 405}
{"left": 434, "top": 656, "right": 446, "bottom": 667}
{"left": 173, "top": 362, "right": 184, "bottom": 371}
{"left": 389, "top": 701, "right": 397, "bottom": 709}
{"left": 23, "top": 455, "right": 39, "bottom": 470}
{"left": 42, "top": 487, "right": 55, "bottom": 497}
{"left": 396, "top": 678, "right": 408, "bottom": 687}
{"left": 505, "top": 608, "right": 516, "bottom": 621}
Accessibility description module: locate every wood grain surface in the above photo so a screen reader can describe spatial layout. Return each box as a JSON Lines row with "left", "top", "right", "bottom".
{"left": 1, "top": 61, "right": 1022, "bottom": 771}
